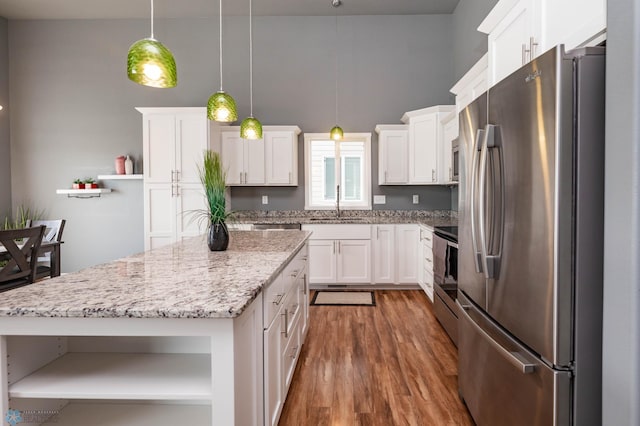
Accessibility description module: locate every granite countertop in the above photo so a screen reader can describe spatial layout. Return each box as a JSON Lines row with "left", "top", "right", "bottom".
{"left": 231, "top": 210, "right": 458, "bottom": 229}
{"left": 0, "top": 230, "right": 310, "bottom": 319}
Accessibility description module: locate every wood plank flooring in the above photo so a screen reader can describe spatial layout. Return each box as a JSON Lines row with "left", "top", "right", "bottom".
{"left": 279, "top": 290, "right": 474, "bottom": 426}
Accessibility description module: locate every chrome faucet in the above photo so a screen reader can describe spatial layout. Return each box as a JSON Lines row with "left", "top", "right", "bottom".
{"left": 336, "top": 185, "right": 341, "bottom": 218}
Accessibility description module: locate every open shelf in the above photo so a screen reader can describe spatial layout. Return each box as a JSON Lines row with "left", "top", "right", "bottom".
{"left": 56, "top": 189, "right": 112, "bottom": 198}
{"left": 97, "top": 174, "right": 143, "bottom": 180}
{"left": 9, "top": 353, "right": 212, "bottom": 400}
{"left": 40, "top": 403, "right": 211, "bottom": 425}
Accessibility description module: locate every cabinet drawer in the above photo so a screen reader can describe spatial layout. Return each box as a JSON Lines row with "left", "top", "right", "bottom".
{"left": 282, "top": 314, "right": 301, "bottom": 392}
{"left": 264, "top": 274, "right": 285, "bottom": 328}
{"left": 420, "top": 228, "right": 433, "bottom": 248}
{"left": 302, "top": 224, "right": 371, "bottom": 240}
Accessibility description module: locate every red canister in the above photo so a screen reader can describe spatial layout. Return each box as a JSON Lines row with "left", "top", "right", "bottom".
{"left": 115, "top": 156, "right": 126, "bottom": 174}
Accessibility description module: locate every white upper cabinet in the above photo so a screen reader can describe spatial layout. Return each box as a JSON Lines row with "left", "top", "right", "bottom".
{"left": 375, "top": 125, "right": 409, "bottom": 185}
{"left": 440, "top": 110, "right": 459, "bottom": 185}
{"left": 219, "top": 126, "right": 300, "bottom": 187}
{"left": 400, "top": 105, "right": 455, "bottom": 185}
{"left": 479, "top": 0, "right": 606, "bottom": 87}
{"left": 451, "top": 54, "right": 489, "bottom": 113}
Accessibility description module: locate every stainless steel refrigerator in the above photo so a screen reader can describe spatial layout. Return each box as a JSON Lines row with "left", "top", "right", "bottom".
{"left": 457, "top": 46, "right": 605, "bottom": 426}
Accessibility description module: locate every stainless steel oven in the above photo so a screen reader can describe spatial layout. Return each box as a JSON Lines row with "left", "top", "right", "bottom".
{"left": 451, "top": 138, "right": 460, "bottom": 182}
{"left": 432, "top": 227, "right": 459, "bottom": 345}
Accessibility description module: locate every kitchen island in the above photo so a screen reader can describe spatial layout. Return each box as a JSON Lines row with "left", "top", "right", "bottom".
{"left": 0, "top": 230, "right": 310, "bottom": 426}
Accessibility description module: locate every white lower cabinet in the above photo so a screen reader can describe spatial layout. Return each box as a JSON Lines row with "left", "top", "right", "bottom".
{"left": 373, "top": 225, "right": 395, "bottom": 283}
{"left": 303, "top": 225, "right": 372, "bottom": 285}
{"left": 395, "top": 225, "right": 420, "bottom": 284}
{"left": 263, "top": 245, "right": 308, "bottom": 426}
{"left": 419, "top": 225, "right": 435, "bottom": 301}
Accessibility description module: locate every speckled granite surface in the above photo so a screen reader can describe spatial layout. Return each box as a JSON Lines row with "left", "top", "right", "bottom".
{"left": 0, "top": 231, "right": 310, "bottom": 319}
{"left": 231, "top": 210, "right": 458, "bottom": 228}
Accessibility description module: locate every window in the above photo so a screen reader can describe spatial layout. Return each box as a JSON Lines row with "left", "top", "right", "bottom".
{"left": 304, "top": 133, "right": 372, "bottom": 210}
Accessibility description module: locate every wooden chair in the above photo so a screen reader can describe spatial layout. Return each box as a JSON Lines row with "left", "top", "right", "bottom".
{"left": 27, "top": 219, "right": 66, "bottom": 280}
{"left": 0, "top": 226, "right": 46, "bottom": 292}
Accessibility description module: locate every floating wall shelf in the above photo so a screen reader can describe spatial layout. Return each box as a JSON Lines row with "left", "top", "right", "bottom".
{"left": 97, "top": 174, "right": 143, "bottom": 180}
{"left": 56, "top": 188, "right": 112, "bottom": 199}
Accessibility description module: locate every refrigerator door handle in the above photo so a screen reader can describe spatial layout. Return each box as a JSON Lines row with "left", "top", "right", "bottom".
{"left": 470, "top": 129, "right": 485, "bottom": 273}
{"left": 478, "top": 124, "right": 504, "bottom": 279}
{"left": 457, "top": 300, "right": 536, "bottom": 374}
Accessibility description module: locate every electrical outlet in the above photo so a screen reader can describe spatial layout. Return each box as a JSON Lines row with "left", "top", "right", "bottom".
{"left": 413, "top": 194, "right": 419, "bottom": 204}
{"left": 262, "top": 195, "right": 269, "bottom": 204}
{"left": 373, "top": 195, "right": 386, "bottom": 204}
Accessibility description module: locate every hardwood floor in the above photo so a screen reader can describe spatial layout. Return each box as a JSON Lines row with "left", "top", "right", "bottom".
{"left": 278, "top": 290, "right": 474, "bottom": 426}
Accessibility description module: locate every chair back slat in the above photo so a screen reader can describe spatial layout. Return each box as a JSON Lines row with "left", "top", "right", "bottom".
{"left": 0, "top": 226, "right": 46, "bottom": 286}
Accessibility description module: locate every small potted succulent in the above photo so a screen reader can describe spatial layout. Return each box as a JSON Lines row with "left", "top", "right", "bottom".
{"left": 84, "top": 178, "right": 98, "bottom": 189}
{"left": 72, "top": 179, "right": 85, "bottom": 189}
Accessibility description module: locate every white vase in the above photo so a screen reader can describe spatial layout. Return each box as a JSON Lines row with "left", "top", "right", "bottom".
{"left": 125, "top": 155, "right": 134, "bottom": 175}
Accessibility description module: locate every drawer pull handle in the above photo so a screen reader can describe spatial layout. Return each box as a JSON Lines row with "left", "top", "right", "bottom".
{"left": 273, "top": 294, "right": 284, "bottom": 305}
{"left": 281, "top": 309, "right": 289, "bottom": 338}
{"left": 290, "top": 345, "right": 299, "bottom": 359}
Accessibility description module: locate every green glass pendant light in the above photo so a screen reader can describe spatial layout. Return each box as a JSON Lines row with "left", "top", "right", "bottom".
{"left": 240, "top": 0, "right": 263, "bottom": 140}
{"left": 207, "top": 0, "right": 238, "bottom": 122}
{"left": 127, "top": 0, "right": 177, "bottom": 88}
{"left": 329, "top": 3, "right": 343, "bottom": 140}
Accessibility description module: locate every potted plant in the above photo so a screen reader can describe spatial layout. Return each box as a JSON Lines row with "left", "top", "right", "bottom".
{"left": 84, "top": 178, "right": 98, "bottom": 189}
{"left": 194, "top": 150, "right": 232, "bottom": 251}
{"left": 72, "top": 179, "right": 85, "bottom": 189}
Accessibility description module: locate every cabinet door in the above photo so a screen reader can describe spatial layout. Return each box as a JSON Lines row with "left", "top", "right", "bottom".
{"left": 441, "top": 116, "right": 459, "bottom": 183}
{"left": 379, "top": 130, "right": 408, "bottom": 184}
{"left": 143, "top": 115, "right": 175, "bottom": 183}
{"left": 244, "top": 138, "right": 266, "bottom": 185}
{"left": 143, "top": 183, "right": 175, "bottom": 250}
{"left": 264, "top": 314, "right": 284, "bottom": 426}
{"left": 395, "top": 225, "right": 420, "bottom": 284}
{"left": 175, "top": 112, "right": 209, "bottom": 184}
{"left": 265, "top": 131, "right": 297, "bottom": 185}
{"left": 221, "top": 133, "right": 244, "bottom": 185}
{"left": 336, "top": 240, "right": 372, "bottom": 284}
{"left": 175, "top": 184, "right": 206, "bottom": 242}
{"left": 307, "top": 240, "right": 337, "bottom": 284}
{"left": 409, "top": 114, "right": 438, "bottom": 184}
{"left": 373, "top": 225, "right": 395, "bottom": 283}
{"left": 541, "top": 0, "right": 606, "bottom": 50}
{"left": 487, "top": 0, "right": 537, "bottom": 86}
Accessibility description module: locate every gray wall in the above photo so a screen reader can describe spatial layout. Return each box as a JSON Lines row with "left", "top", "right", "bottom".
{"left": 452, "top": 0, "right": 498, "bottom": 81}
{"left": 8, "top": 15, "right": 456, "bottom": 272}
{"left": 602, "top": 0, "right": 640, "bottom": 423}
{"left": 230, "top": 14, "right": 456, "bottom": 211}
{"left": 0, "top": 17, "right": 10, "bottom": 220}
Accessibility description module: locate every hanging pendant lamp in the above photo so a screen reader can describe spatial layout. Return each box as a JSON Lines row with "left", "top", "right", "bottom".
{"left": 330, "top": 3, "right": 343, "bottom": 140}
{"left": 208, "top": 0, "right": 238, "bottom": 122}
{"left": 127, "top": 0, "right": 177, "bottom": 88}
{"left": 240, "top": 0, "right": 263, "bottom": 140}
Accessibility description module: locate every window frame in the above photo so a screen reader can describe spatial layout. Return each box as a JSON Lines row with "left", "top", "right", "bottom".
{"left": 304, "top": 132, "right": 372, "bottom": 210}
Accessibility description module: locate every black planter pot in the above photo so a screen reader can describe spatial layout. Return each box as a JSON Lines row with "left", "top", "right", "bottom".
{"left": 207, "top": 222, "right": 229, "bottom": 251}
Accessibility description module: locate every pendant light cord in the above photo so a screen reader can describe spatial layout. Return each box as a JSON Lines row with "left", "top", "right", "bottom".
{"left": 219, "top": 0, "right": 224, "bottom": 90}
{"left": 150, "top": 0, "right": 154, "bottom": 38}
{"left": 334, "top": 14, "right": 338, "bottom": 124}
{"left": 249, "top": 0, "right": 254, "bottom": 117}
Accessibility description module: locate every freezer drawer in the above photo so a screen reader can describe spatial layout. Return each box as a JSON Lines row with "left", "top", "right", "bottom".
{"left": 457, "top": 292, "right": 571, "bottom": 426}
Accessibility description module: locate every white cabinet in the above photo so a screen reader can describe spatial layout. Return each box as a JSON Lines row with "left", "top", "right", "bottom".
{"left": 440, "top": 110, "right": 459, "bottom": 185}
{"left": 302, "top": 225, "right": 372, "bottom": 285}
{"left": 375, "top": 125, "right": 409, "bottom": 185}
{"left": 418, "top": 225, "right": 435, "bottom": 301}
{"left": 450, "top": 54, "right": 489, "bottom": 113}
{"left": 221, "top": 132, "right": 265, "bottom": 185}
{"left": 138, "top": 107, "right": 209, "bottom": 250}
{"left": 395, "top": 225, "right": 420, "bottom": 284}
{"left": 401, "top": 105, "right": 455, "bottom": 185}
{"left": 219, "top": 126, "right": 300, "bottom": 187}
{"left": 263, "top": 246, "right": 307, "bottom": 426}
{"left": 479, "top": 0, "right": 606, "bottom": 87}
{"left": 373, "top": 225, "right": 395, "bottom": 283}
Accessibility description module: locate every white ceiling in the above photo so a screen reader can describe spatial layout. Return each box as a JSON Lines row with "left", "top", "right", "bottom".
{"left": 0, "top": 0, "right": 460, "bottom": 20}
